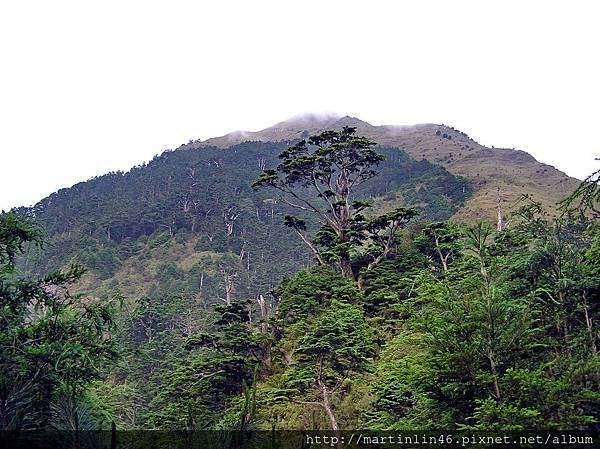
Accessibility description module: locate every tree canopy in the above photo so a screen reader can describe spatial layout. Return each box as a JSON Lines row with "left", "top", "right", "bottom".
{"left": 253, "top": 127, "right": 418, "bottom": 287}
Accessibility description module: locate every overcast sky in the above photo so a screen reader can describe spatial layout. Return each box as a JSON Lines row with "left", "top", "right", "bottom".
{"left": 1, "top": 1, "right": 599, "bottom": 211}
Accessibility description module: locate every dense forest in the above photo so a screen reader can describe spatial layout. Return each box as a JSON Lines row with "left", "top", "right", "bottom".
{"left": 0, "top": 128, "right": 597, "bottom": 435}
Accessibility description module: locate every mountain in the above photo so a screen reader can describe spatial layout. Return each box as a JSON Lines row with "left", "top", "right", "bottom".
{"left": 12, "top": 133, "right": 472, "bottom": 428}
{"left": 189, "top": 114, "right": 580, "bottom": 222}
{"left": 8, "top": 115, "right": 596, "bottom": 432}
{"left": 18, "top": 138, "right": 470, "bottom": 300}
{"left": 17, "top": 113, "right": 580, "bottom": 302}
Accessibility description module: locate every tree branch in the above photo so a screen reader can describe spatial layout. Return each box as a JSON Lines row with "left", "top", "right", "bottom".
{"left": 294, "top": 228, "right": 327, "bottom": 266}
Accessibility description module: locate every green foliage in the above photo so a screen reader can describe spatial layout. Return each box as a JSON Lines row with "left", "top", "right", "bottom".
{"left": 0, "top": 212, "right": 43, "bottom": 270}
{"left": 560, "top": 165, "right": 599, "bottom": 218}
{"left": 10, "top": 134, "right": 598, "bottom": 433}
{"left": 0, "top": 212, "right": 117, "bottom": 430}
{"left": 253, "top": 128, "right": 456, "bottom": 281}
{"left": 294, "top": 299, "right": 374, "bottom": 372}
{"left": 414, "top": 221, "right": 463, "bottom": 273}
{"left": 283, "top": 299, "right": 374, "bottom": 430}
{"left": 140, "top": 299, "right": 262, "bottom": 429}
{"left": 361, "top": 210, "right": 599, "bottom": 431}
{"left": 359, "top": 333, "right": 434, "bottom": 429}
{"left": 275, "top": 267, "right": 360, "bottom": 324}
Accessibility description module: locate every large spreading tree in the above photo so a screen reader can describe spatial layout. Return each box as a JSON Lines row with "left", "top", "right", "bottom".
{"left": 252, "top": 127, "right": 417, "bottom": 288}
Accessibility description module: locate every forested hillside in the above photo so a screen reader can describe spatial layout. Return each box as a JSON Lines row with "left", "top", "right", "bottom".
{"left": 17, "top": 139, "right": 470, "bottom": 297}
{"left": 1, "top": 127, "right": 597, "bottom": 435}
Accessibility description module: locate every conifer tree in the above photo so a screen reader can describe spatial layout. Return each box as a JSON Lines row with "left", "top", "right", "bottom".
{"left": 0, "top": 212, "right": 117, "bottom": 429}
{"left": 284, "top": 299, "right": 373, "bottom": 430}
{"left": 253, "top": 127, "right": 417, "bottom": 288}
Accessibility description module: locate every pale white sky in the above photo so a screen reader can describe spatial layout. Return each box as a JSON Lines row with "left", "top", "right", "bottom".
{"left": 1, "top": 0, "right": 599, "bottom": 211}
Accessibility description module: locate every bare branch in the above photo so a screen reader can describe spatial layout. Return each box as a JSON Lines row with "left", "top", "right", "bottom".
{"left": 294, "top": 228, "right": 327, "bottom": 266}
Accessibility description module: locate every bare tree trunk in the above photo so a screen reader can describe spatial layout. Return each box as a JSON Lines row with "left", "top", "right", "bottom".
{"left": 279, "top": 348, "right": 292, "bottom": 365}
{"left": 224, "top": 206, "right": 240, "bottom": 237}
{"left": 256, "top": 294, "right": 278, "bottom": 372}
{"left": 257, "top": 295, "right": 269, "bottom": 334}
{"left": 497, "top": 186, "right": 505, "bottom": 231}
{"left": 295, "top": 229, "right": 327, "bottom": 266}
{"left": 488, "top": 350, "right": 502, "bottom": 400}
{"left": 225, "top": 279, "right": 232, "bottom": 305}
{"left": 318, "top": 379, "right": 339, "bottom": 431}
{"left": 316, "top": 355, "right": 339, "bottom": 430}
{"left": 582, "top": 291, "right": 597, "bottom": 354}
{"left": 339, "top": 253, "right": 354, "bottom": 279}
{"left": 434, "top": 235, "right": 449, "bottom": 272}
{"left": 220, "top": 271, "right": 237, "bottom": 305}
{"left": 356, "top": 274, "right": 365, "bottom": 292}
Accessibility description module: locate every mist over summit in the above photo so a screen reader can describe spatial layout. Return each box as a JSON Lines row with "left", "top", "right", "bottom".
{"left": 191, "top": 113, "right": 579, "bottom": 222}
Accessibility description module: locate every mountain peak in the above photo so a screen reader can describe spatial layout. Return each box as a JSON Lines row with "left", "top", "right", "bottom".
{"left": 199, "top": 112, "right": 372, "bottom": 148}
{"left": 331, "top": 115, "right": 373, "bottom": 128}
{"left": 273, "top": 112, "right": 343, "bottom": 130}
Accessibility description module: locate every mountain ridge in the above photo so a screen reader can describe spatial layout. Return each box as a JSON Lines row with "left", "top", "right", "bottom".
{"left": 186, "top": 114, "right": 579, "bottom": 222}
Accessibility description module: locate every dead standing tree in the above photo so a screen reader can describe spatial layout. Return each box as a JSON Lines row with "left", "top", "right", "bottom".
{"left": 218, "top": 267, "right": 238, "bottom": 306}
{"left": 223, "top": 205, "right": 240, "bottom": 238}
{"left": 255, "top": 293, "right": 282, "bottom": 372}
